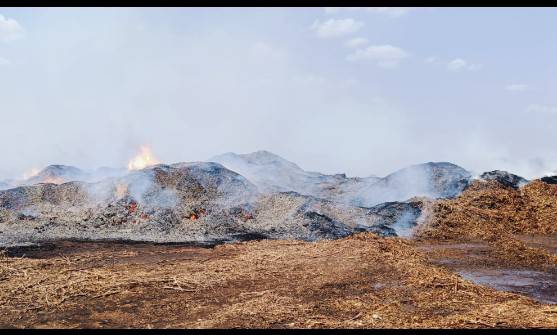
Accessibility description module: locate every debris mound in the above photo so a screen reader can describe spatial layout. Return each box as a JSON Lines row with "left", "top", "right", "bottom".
{"left": 541, "top": 175, "right": 557, "bottom": 185}
{"left": 479, "top": 170, "right": 528, "bottom": 189}
{"left": 211, "top": 151, "right": 472, "bottom": 206}
{"left": 25, "top": 165, "right": 88, "bottom": 185}
{"left": 416, "top": 179, "right": 557, "bottom": 269}
{"left": 0, "top": 161, "right": 433, "bottom": 246}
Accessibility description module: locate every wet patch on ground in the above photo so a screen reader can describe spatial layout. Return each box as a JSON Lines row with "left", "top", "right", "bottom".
{"left": 515, "top": 235, "right": 557, "bottom": 256}
{"left": 416, "top": 239, "right": 557, "bottom": 305}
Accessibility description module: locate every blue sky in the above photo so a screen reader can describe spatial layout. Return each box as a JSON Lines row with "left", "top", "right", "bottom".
{"left": 1, "top": 7, "right": 556, "bottom": 179}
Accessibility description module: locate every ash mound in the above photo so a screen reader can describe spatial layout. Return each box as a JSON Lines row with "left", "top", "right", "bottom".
{"left": 0, "top": 180, "right": 12, "bottom": 191}
{"left": 211, "top": 151, "right": 471, "bottom": 207}
{"left": 25, "top": 165, "right": 87, "bottom": 185}
{"left": 479, "top": 170, "right": 528, "bottom": 189}
{"left": 22, "top": 165, "right": 128, "bottom": 186}
{"left": 0, "top": 161, "right": 422, "bottom": 246}
{"left": 365, "top": 200, "right": 425, "bottom": 237}
{"left": 209, "top": 150, "right": 378, "bottom": 200}
{"left": 375, "top": 162, "right": 471, "bottom": 200}
{"left": 8, "top": 151, "right": 537, "bottom": 247}
{"left": 541, "top": 175, "right": 557, "bottom": 185}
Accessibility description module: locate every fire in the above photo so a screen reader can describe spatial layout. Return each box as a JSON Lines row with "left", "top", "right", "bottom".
{"left": 127, "top": 146, "right": 160, "bottom": 171}
{"left": 42, "top": 176, "right": 65, "bottom": 184}
{"left": 23, "top": 168, "right": 40, "bottom": 180}
{"left": 115, "top": 183, "right": 128, "bottom": 198}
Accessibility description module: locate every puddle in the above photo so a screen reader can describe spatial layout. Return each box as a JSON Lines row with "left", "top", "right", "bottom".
{"left": 414, "top": 242, "right": 488, "bottom": 252}
{"left": 515, "top": 235, "right": 557, "bottom": 255}
{"left": 458, "top": 269, "right": 557, "bottom": 304}
{"left": 417, "top": 240, "right": 557, "bottom": 305}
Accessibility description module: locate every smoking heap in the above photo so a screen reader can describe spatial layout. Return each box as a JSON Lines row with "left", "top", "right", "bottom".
{"left": 0, "top": 148, "right": 555, "bottom": 247}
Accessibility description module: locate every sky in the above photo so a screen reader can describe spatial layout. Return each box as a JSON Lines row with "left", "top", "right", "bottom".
{"left": 1, "top": 7, "right": 557, "bottom": 180}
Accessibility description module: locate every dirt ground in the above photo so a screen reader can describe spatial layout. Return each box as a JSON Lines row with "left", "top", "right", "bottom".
{"left": 1, "top": 234, "right": 556, "bottom": 329}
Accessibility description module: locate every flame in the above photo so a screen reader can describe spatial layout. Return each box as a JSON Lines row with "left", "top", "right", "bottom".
{"left": 115, "top": 183, "right": 128, "bottom": 198}
{"left": 42, "top": 176, "right": 65, "bottom": 184}
{"left": 127, "top": 146, "right": 160, "bottom": 171}
{"left": 23, "top": 168, "right": 40, "bottom": 180}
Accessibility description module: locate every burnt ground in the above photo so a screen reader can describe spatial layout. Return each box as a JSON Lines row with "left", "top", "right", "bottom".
{"left": 1, "top": 234, "right": 556, "bottom": 329}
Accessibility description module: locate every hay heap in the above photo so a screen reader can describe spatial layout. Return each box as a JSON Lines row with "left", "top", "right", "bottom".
{"left": 417, "top": 179, "right": 557, "bottom": 239}
{"left": 416, "top": 178, "right": 557, "bottom": 269}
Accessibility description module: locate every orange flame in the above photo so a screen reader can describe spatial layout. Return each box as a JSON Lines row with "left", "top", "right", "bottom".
{"left": 23, "top": 168, "right": 40, "bottom": 180}
{"left": 115, "top": 183, "right": 128, "bottom": 198}
{"left": 127, "top": 146, "right": 160, "bottom": 171}
{"left": 42, "top": 176, "right": 66, "bottom": 184}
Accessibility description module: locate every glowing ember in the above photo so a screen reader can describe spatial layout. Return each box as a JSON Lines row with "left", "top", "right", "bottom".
{"left": 128, "top": 202, "right": 138, "bottom": 214}
{"left": 128, "top": 146, "right": 160, "bottom": 171}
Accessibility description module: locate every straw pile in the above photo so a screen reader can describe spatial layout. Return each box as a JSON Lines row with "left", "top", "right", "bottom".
{"left": 416, "top": 179, "right": 557, "bottom": 269}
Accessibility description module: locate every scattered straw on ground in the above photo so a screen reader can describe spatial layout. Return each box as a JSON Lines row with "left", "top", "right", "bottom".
{"left": 1, "top": 234, "right": 556, "bottom": 328}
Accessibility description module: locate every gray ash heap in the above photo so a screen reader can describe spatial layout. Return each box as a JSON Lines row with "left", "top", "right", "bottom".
{"left": 0, "top": 149, "right": 542, "bottom": 247}
{"left": 541, "top": 175, "right": 557, "bottom": 185}
{"left": 24, "top": 165, "right": 88, "bottom": 185}
{"left": 479, "top": 170, "right": 529, "bottom": 189}
{"left": 211, "top": 151, "right": 471, "bottom": 207}
{"left": 0, "top": 161, "right": 415, "bottom": 246}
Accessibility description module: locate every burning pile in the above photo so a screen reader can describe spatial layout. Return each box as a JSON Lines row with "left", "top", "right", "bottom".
{"left": 0, "top": 157, "right": 431, "bottom": 246}
{"left": 127, "top": 146, "right": 160, "bottom": 171}
{"left": 2, "top": 148, "right": 555, "bottom": 248}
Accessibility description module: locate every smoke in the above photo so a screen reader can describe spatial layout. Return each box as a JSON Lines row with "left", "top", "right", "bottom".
{"left": 82, "top": 167, "right": 179, "bottom": 210}
{"left": 1, "top": 8, "right": 556, "bottom": 181}
{"left": 390, "top": 211, "right": 417, "bottom": 238}
{"left": 209, "top": 151, "right": 313, "bottom": 194}
{"left": 212, "top": 151, "right": 472, "bottom": 208}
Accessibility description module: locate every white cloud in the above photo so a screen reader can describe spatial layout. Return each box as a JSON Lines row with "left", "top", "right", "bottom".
{"left": 346, "top": 44, "right": 409, "bottom": 68}
{"left": 424, "top": 56, "right": 439, "bottom": 64}
{"left": 505, "top": 84, "right": 528, "bottom": 92}
{"left": 324, "top": 7, "right": 414, "bottom": 17}
{"left": 0, "top": 14, "right": 24, "bottom": 42}
{"left": 527, "top": 104, "right": 557, "bottom": 115}
{"left": 363, "top": 7, "right": 414, "bottom": 17}
{"left": 447, "top": 58, "right": 482, "bottom": 71}
{"left": 345, "top": 37, "right": 368, "bottom": 48}
{"left": 467, "top": 63, "right": 483, "bottom": 71}
{"left": 311, "top": 18, "right": 364, "bottom": 38}
{"left": 0, "top": 57, "right": 10, "bottom": 66}
{"left": 447, "top": 58, "right": 467, "bottom": 71}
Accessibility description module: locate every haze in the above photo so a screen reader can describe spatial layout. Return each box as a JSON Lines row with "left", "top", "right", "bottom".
{"left": 1, "top": 7, "right": 556, "bottom": 180}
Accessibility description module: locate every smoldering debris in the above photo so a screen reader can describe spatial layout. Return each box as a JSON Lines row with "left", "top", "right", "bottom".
{"left": 211, "top": 151, "right": 472, "bottom": 207}
{"left": 0, "top": 150, "right": 553, "bottom": 246}
{"left": 479, "top": 170, "right": 529, "bottom": 189}
{"left": 541, "top": 175, "right": 557, "bottom": 185}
